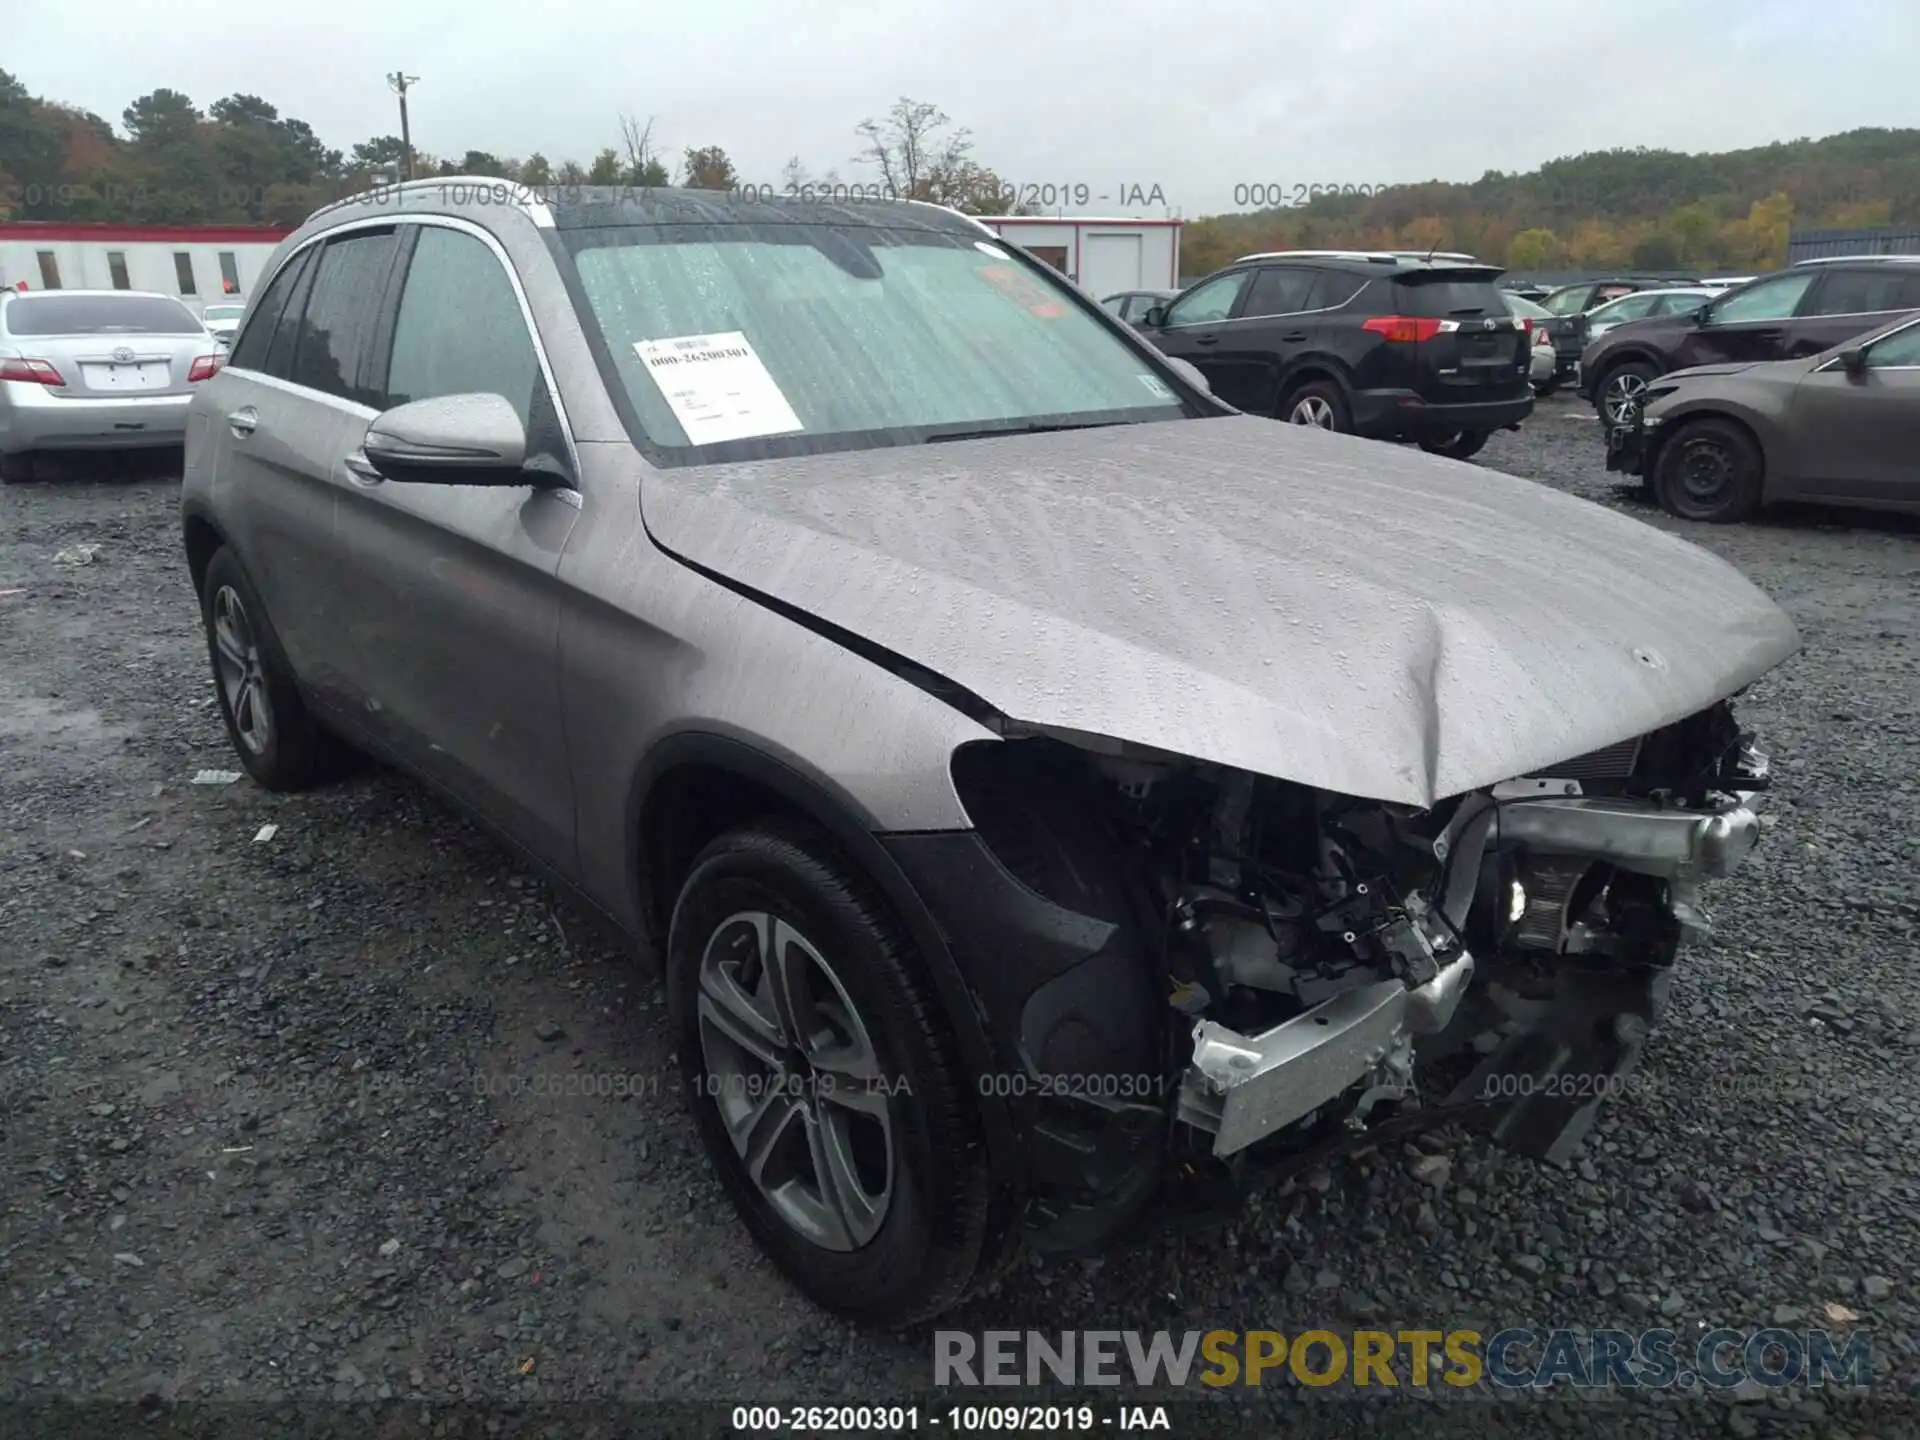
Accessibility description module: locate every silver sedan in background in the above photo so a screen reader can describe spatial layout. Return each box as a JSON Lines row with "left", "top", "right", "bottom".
{"left": 0, "top": 290, "right": 224, "bottom": 483}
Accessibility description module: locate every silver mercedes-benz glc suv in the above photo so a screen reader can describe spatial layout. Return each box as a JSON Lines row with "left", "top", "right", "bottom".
{"left": 181, "top": 182, "right": 1797, "bottom": 1323}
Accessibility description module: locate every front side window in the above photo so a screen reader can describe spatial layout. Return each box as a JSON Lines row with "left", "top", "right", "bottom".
{"left": 1866, "top": 321, "right": 1920, "bottom": 368}
{"left": 174, "top": 252, "right": 197, "bottom": 296}
{"left": 107, "top": 252, "right": 131, "bottom": 290}
{"left": 564, "top": 222, "right": 1189, "bottom": 464}
{"left": 381, "top": 227, "right": 542, "bottom": 426}
{"left": 1711, "top": 272, "right": 1815, "bottom": 324}
{"left": 3, "top": 293, "right": 201, "bottom": 336}
{"left": 287, "top": 231, "right": 399, "bottom": 405}
{"left": 1164, "top": 270, "right": 1251, "bottom": 327}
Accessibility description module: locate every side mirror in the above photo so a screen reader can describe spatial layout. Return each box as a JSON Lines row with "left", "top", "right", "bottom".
{"left": 1142, "top": 305, "right": 1168, "bottom": 328}
{"left": 362, "top": 393, "right": 530, "bottom": 486}
{"left": 1692, "top": 305, "right": 1713, "bottom": 325}
{"left": 1838, "top": 346, "right": 1869, "bottom": 376}
{"left": 1163, "top": 356, "right": 1211, "bottom": 395}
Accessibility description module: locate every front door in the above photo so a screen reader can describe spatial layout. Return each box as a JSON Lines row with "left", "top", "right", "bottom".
{"left": 1144, "top": 269, "right": 1255, "bottom": 402}
{"left": 1787, "top": 320, "right": 1920, "bottom": 501}
{"left": 1679, "top": 271, "right": 1816, "bottom": 368}
{"left": 326, "top": 221, "right": 582, "bottom": 870}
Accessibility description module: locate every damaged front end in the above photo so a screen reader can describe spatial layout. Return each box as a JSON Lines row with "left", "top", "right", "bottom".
{"left": 885, "top": 700, "right": 1770, "bottom": 1252}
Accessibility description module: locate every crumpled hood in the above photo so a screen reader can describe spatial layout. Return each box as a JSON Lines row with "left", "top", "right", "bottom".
{"left": 640, "top": 415, "right": 1799, "bottom": 807}
{"left": 1660, "top": 362, "right": 1760, "bottom": 384}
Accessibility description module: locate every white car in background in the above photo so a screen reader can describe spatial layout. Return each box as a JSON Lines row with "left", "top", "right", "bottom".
{"left": 1582, "top": 287, "right": 1718, "bottom": 344}
{"left": 200, "top": 302, "right": 246, "bottom": 348}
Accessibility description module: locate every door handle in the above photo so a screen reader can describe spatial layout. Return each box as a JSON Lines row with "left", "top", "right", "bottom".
{"left": 1194, "top": 335, "right": 1219, "bottom": 346}
{"left": 1280, "top": 331, "right": 1309, "bottom": 343}
{"left": 226, "top": 406, "right": 257, "bottom": 438}
{"left": 343, "top": 451, "right": 384, "bottom": 486}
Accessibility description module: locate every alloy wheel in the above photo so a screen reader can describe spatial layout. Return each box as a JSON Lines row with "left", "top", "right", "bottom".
{"left": 1289, "top": 395, "right": 1336, "bottom": 428}
{"left": 696, "top": 911, "right": 896, "bottom": 1252}
{"left": 1603, "top": 372, "right": 1649, "bottom": 426}
{"left": 211, "top": 585, "right": 273, "bottom": 755}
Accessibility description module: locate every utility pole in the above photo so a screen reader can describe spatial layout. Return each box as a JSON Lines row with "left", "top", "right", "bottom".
{"left": 387, "top": 71, "right": 419, "bottom": 181}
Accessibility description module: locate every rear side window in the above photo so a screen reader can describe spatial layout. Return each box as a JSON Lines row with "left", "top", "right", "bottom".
{"left": 1393, "top": 276, "right": 1506, "bottom": 317}
{"left": 3, "top": 294, "right": 201, "bottom": 335}
{"left": 228, "top": 248, "right": 313, "bottom": 373}
{"left": 1307, "top": 271, "right": 1368, "bottom": 310}
{"left": 1240, "top": 267, "right": 1316, "bottom": 318}
{"left": 1809, "top": 267, "right": 1920, "bottom": 317}
{"left": 379, "top": 227, "right": 543, "bottom": 426}
{"left": 288, "top": 230, "right": 400, "bottom": 406}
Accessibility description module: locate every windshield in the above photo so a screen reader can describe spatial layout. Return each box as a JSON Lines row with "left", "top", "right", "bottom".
{"left": 1502, "top": 293, "right": 1552, "bottom": 319}
{"left": 562, "top": 221, "right": 1191, "bottom": 465}
{"left": 5, "top": 294, "right": 204, "bottom": 336}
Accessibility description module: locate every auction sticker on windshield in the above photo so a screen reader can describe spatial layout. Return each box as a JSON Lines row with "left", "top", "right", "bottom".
{"left": 633, "top": 332, "right": 805, "bottom": 445}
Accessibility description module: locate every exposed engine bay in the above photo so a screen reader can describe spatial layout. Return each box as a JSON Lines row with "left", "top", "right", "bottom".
{"left": 945, "top": 699, "right": 1771, "bottom": 1246}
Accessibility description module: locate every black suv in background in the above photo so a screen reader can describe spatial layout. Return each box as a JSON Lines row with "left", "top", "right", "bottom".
{"left": 1580, "top": 257, "right": 1920, "bottom": 424}
{"left": 1138, "top": 252, "right": 1533, "bottom": 459}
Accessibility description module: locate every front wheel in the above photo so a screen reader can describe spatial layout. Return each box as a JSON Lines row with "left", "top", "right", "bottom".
{"left": 668, "top": 819, "right": 1001, "bottom": 1323}
{"left": 1595, "top": 361, "right": 1660, "bottom": 426}
{"left": 1418, "top": 431, "right": 1489, "bottom": 461}
{"left": 1652, "top": 418, "right": 1763, "bottom": 523}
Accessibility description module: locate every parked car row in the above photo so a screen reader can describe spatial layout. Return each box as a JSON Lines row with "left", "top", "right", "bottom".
{"left": 1107, "top": 249, "right": 1533, "bottom": 460}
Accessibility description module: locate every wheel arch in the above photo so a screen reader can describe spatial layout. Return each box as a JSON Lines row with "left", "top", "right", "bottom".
{"left": 626, "top": 730, "right": 1015, "bottom": 1159}
{"left": 181, "top": 502, "right": 227, "bottom": 598}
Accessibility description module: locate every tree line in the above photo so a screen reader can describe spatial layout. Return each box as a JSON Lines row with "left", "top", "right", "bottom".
{"left": 0, "top": 77, "right": 1034, "bottom": 224}
{"left": 4, "top": 70, "right": 1916, "bottom": 274}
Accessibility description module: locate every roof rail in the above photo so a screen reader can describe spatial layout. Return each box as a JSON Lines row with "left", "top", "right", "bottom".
{"left": 303, "top": 174, "right": 556, "bottom": 227}
{"left": 1234, "top": 248, "right": 1480, "bottom": 265}
{"left": 1792, "top": 253, "right": 1920, "bottom": 265}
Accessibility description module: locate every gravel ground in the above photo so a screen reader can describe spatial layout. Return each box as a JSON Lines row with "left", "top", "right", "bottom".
{"left": 3, "top": 395, "right": 1917, "bottom": 1437}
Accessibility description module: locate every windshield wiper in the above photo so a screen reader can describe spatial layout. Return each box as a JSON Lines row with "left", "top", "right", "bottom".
{"left": 924, "top": 419, "right": 1135, "bottom": 444}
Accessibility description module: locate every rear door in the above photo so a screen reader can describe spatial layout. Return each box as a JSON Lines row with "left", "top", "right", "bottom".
{"left": 1786, "top": 319, "right": 1920, "bottom": 501}
{"left": 1144, "top": 269, "right": 1256, "bottom": 399}
{"left": 1392, "top": 269, "right": 1531, "bottom": 402}
{"left": 203, "top": 238, "right": 378, "bottom": 685}
{"left": 324, "top": 219, "right": 582, "bottom": 867}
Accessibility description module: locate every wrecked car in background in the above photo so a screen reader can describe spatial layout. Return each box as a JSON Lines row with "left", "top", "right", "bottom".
{"left": 180, "top": 184, "right": 1800, "bottom": 1324}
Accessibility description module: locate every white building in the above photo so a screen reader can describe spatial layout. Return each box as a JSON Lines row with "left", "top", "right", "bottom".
{"left": 970, "top": 217, "right": 1183, "bottom": 298}
{"left": 0, "top": 223, "right": 293, "bottom": 314}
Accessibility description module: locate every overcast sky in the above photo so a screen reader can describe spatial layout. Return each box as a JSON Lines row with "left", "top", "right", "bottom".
{"left": 9, "top": 0, "right": 1916, "bottom": 216}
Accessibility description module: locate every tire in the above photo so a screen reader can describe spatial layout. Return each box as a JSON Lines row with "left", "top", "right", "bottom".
{"left": 668, "top": 819, "right": 1000, "bottom": 1324}
{"left": 1533, "top": 380, "right": 1558, "bottom": 398}
{"left": 1594, "top": 359, "right": 1660, "bottom": 426}
{"left": 0, "top": 452, "right": 36, "bottom": 484}
{"left": 1278, "top": 379, "right": 1351, "bottom": 433}
{"left": 1418, "top": 430, "right": 1489, "bottom": 461}
{"left": 1652, "top": 418, "right": 1763, "bottom": 523}
{"left": 198, "top": 546, "right": 326, "bottom": 789}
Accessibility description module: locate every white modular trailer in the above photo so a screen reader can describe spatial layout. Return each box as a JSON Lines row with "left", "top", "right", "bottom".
{"left": 0, "top": 224, "right": 294, "bottom": 314}
{"left": 969, "top": 217, "right": 1183, "bottom": 296}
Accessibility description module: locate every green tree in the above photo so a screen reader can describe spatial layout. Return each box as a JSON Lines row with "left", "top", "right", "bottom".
{"left": 1630, "top": 231, "right": 1680, "bottom": 269}
{"left": 585, "top": 148, "right": 625, "bottom": 185}
{"left": 520, "top": 152, "right": 554, "bottom": 186}
{"left": 1508, "top": 228, "right": 1559, "bottom": 269}
{"left": 680, "top": 144, "right": 737, "bottom": 190}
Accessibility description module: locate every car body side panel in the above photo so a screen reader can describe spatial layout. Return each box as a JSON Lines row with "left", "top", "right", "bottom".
{"left": 555, "top": 441, "right": 990, "bottom": 934}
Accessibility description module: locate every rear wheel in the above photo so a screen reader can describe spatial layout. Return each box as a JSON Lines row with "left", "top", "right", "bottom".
{"left": 668, "top": 819, "right": 1000, "bottom": 1323}
{"left": 1418, "top": 430, "right": 1490, "bottom": 461}
{"left": 1279, "top": 380, "right": 1351, "bottom": 433}
{"left": 1595, "top": 360, "right": 1659, "bottom": 426}
{"left": 1652, "top": 418, "right": 1763, "bottom": 523}
{"left": 0, "top": 452, "right": 36, "bottom": 485}
{"left": 199, "top": 546, "right": 326, "bottom": 789}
